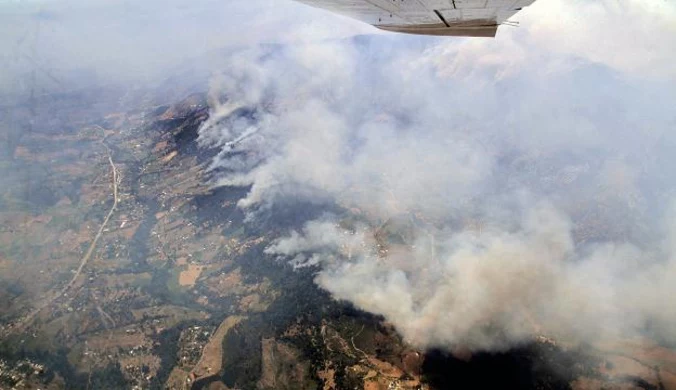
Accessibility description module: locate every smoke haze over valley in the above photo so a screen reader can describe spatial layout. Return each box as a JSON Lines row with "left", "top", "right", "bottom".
{"left": 1, "top": 0, "right": 676, "bottom": 388}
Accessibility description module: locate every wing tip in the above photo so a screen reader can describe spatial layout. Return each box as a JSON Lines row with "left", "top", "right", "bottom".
{"left": 376, "top": 25, "right": 498, "bottom": 38}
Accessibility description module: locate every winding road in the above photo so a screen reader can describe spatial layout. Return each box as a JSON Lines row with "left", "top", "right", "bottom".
{"left": 14, "top": 133, "right": 120, "bottom": 332}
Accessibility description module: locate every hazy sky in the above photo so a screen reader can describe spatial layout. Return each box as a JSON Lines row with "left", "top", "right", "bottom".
{"left": 2, "top": 0, "right": 673, "bottom": 94}
{"left": 0, "top": 0, "right": 370, "bottom": 94}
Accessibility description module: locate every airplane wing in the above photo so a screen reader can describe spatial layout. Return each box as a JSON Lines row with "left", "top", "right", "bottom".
{"left": 294, "top": 0, "right": 536, "bottom": 37}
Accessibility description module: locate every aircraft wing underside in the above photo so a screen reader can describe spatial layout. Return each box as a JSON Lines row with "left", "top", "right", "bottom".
{"left": 295, "top": 0, "right": 536, "bottom": 37}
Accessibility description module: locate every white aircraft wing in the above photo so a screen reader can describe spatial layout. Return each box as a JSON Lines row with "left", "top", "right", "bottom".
{"left": 294, "top": 0, "right": 536, "bottom": 37}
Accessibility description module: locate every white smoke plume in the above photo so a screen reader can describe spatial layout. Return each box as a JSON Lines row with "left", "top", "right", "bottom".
{"left": 198, "top": 0, "right": 676, "bottom": 351}
{"left": 266, "top": 204, "right": 676, "bottom": 351}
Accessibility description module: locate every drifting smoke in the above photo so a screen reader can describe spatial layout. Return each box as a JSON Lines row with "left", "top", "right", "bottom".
{"left": 198, "top": 0, "right": 676, "bottom": 352}
{"left": 0, "top": 0, "right": 370, "bottom": 102}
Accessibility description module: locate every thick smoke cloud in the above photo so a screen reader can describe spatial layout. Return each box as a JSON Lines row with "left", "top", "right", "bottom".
{"left": 198, "top": 0, "right": 676, "bottom": 351}
{"left": 266, "top": 206, "right": 676, "bottom": 350}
